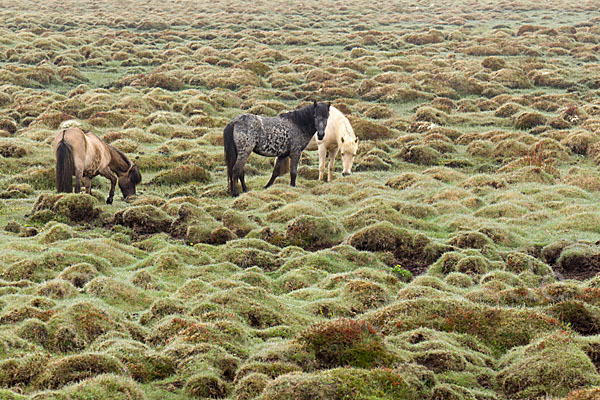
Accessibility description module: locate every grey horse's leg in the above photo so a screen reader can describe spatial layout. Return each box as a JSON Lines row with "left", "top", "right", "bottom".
{"left": 264, "top": 156, "right": 287, "bottom": 188}
{"left": 99, "top": 167, "right": 117, "bottom": 204}
{"left": 231, "top": 148, "right": 252, "bottom": 196}
{"left": 289, "top": 152, "right": 301, "bottom": 187}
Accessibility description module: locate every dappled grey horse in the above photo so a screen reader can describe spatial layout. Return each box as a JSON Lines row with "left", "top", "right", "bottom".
{"left": 223, "top": 101, "right": 330, "bottom": 196}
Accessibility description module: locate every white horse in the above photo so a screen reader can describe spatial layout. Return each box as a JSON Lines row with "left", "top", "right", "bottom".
{"left": 282, "top": 106, "right": 359, "bottom": 181}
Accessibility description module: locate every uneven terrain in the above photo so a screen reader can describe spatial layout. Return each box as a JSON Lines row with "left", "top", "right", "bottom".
{"left": 2, "top": 0, "right": 600, "bottom": 399}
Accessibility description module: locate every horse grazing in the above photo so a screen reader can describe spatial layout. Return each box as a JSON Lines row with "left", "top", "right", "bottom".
{"left": 282, "top": 105, "right": 358, "bottom": 182}
{"left": 223, "top": 101, "right": 330, "bottom": 197}
{"left": 53, "top": 128, "right": 142, "bottom": 204}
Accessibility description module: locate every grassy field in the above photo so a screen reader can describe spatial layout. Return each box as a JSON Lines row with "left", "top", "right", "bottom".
{"left": 2, "top": 0, "right": 600, "bottom": 399}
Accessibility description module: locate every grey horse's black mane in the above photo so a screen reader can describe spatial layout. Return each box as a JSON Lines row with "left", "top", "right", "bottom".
{"left": 279, "top": 103, "right": 316, "bottom": 128}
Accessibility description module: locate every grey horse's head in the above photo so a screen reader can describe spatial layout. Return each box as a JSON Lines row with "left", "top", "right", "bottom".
{"left": 313, "top": 101, "right": 330, "bottom": 140}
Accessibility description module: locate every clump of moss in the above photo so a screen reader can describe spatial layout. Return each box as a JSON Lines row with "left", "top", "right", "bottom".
{"left": 494, "top": 102, "right": 522, "bottom": 117}
{"left": 299, "top": 318, "right": 393, "bottom": 369}
{"left": 348, "top": 116, "right": 393, "bottom": 140}
{"left": 546, "top": 301, "right": 600, "bottom": 335}
{"left": 84, "top": 277, "right": 149, "bottom": 309}
{"left": 286, "top": 216, "right": 346, "bottom": 251}
{"left": 31, "top": 193, "right": 100, "bottom": 223}
{"left": 401, "top": 145, "right": 442, "bottom": 165}
{"left": 0, "top": 142, "right": 27, "bottom": 157}
{"left": 17, "top": 318, "right": 49, "bottom": 346}
{"left": 144, "top": 72, "right": 183, "bottom": 91}
{"left": 47, "top": 301, "right": 124, "bottom": 349}
{"left": 261, "top": 366, "right": 434, "bottom": 400}
{"left": 348, "top": 222, "right": 442, "bottom": 273}
{"left": 482, "top": 56, "right": 506, "bottom": 71}
{"left": 1, "top": 183, "right": 34, "bottom": 199}
{"left": 514, "top": 112, "right": 547, "bottom": 130}
{"left": 0, "top": 353, "right": 48, "bottom": 389}
{"left": 151, "top": 165, "right": 211, "bottom": 185}
{"left": 34, "top": 353, "right": 127, "bottom": 389}
{"left": 38, "top": 222, "right": 74, "bottom": 244}
{"left": 113, "top": 205, "right": 172, "bottom": 235}
{"left": 222, "top": 248, "right": 280, "bottom": 271}
{"left": 222, "top": 210, "right": 256, "bottom": 238}
{"left": 184, "top": 372, "right": 229, "bottom": 399}
{"left": 449, "top": 231, "right": 492, "bottom": 249}
{"left": 414, "top": 106, "right": 449, "bottom": 125}
{"left": 496, "top": 331, "right": 600, "bottom": 399}
{"left": 366, "top": 297, "right": 562, "bottom": 352}
{"left": 48, "top": 374, "right": 145, "bottom": 400}
{"left": 57, "top": 263, "right": 99, "bottom": 288}
{"left": 233, "top": 372, "right": 270, "bottom": 400}
{"left": 342, "top": 280, "right": 389, "bottom": 313}
{"left": 36, "top": 279, "right": 77, "bottom": 300}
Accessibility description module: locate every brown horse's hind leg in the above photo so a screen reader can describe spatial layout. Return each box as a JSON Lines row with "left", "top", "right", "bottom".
{"left": 84, "top": 177, "right": 92, "bottom": 194}
{"left": 289, "top": 153, "right": 301, "bottom": 187}
{"left": 265, "top": 156, "right": 286, "bottom": 188}
{"left": 231, "top": 149, "right": 252, "bottom": 197}
{"left": 75, "top": 171, "right": 83, "bottom": 193}
{"left": 99, "top": 167, "right": 117, "bottom": 204}
{"left": 240, "top": 171, "right": 248, "bottom": 193}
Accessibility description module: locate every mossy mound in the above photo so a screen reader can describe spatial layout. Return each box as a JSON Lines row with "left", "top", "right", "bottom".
{"left": 31, "top": 193, "right": 100, "bottom": 223}
{"left": 57, "top": 263, "right": 99, "bottom": 288}
{"left": 514, "top": 112, "right": 547, "bottom": 130}
{"left": 34, "top": 353, "right": 127, "bottom": 389}
{"left": 402, "top": 145, "right": 442, "bottom": 166}
{"left": 113, "top": 205, "right": 172, "bottom": 235}
{"left": 496, "top": 331, "right": 600, "bottom": 399}
{"left": 348, "top": 222, "right": 443, "bottom": 274}
{"left": 39, "top": 374, "right": 145, "bottom": 400}
{"left": 286, "top": 216, "right": 346, "bottom": 250}
{"left": 261, "top": 366, "right": 434, "bottom": 400}
{"left": 299, "top": 318, "right": 394, "bottom": 369}
{"left": 185, "top": 372, "right": 230, "bottom": 398}
{"left": 366, "top": 298, "right": 563, "bottom": 352}
{"left": 150, "top": 164, "right": 211, "bottom": 185}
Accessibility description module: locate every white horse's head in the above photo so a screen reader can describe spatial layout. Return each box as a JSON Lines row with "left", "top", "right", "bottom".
{"left": 340, "top": 135, "right": 359, "bottom": 176}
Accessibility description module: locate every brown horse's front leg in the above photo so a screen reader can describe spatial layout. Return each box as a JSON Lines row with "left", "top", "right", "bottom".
{"left": 289, "top": 153, "right": 301, "bottom": 187}
{"left": 100, "top": 168, "right": 117, "bottom": 204}
{"left": 265, "top": 156, "right": 286, "bottom": 188}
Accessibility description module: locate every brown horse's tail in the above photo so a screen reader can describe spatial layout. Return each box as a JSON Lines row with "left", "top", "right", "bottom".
{"left": 55, "top": 131, "right": 74, "bottom": 193}
{"left": 279, "top": 156, "right": 291, "bottom": 175}
{"left": 223, "top": 121, "right": 237, "bottom": 193}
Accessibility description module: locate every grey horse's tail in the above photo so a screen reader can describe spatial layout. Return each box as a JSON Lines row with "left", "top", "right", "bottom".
{"left": 56, "top": 129, "right": 74, "bottom": 193}
{"left": 223, "top": 121, "right": 237, "bottom": 193}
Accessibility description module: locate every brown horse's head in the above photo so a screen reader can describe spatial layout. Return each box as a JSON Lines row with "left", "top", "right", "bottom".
{"left": 118, "top": 164, "right": 142, "bottom": 199}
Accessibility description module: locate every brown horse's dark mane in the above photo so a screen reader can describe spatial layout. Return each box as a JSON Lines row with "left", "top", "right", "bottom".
{"left": 107, "top": 144, "right": 132, "bottom": 175}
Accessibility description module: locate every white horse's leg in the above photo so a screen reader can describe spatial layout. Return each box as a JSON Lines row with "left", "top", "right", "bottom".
{"left": 318, "top": 144, "right": 327, "bottom": 181}
{"left": 328, "top": 147, "right": 339, "bottom": 182}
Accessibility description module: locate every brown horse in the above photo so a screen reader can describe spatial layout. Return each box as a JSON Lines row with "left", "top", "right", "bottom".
{"left": 52, "top": 128, "right": 141, "bottom": 204}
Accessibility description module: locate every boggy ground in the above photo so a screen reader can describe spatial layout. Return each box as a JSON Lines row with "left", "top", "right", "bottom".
{"left": 2, "top": 0, "right": 600, "bottom": 399}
